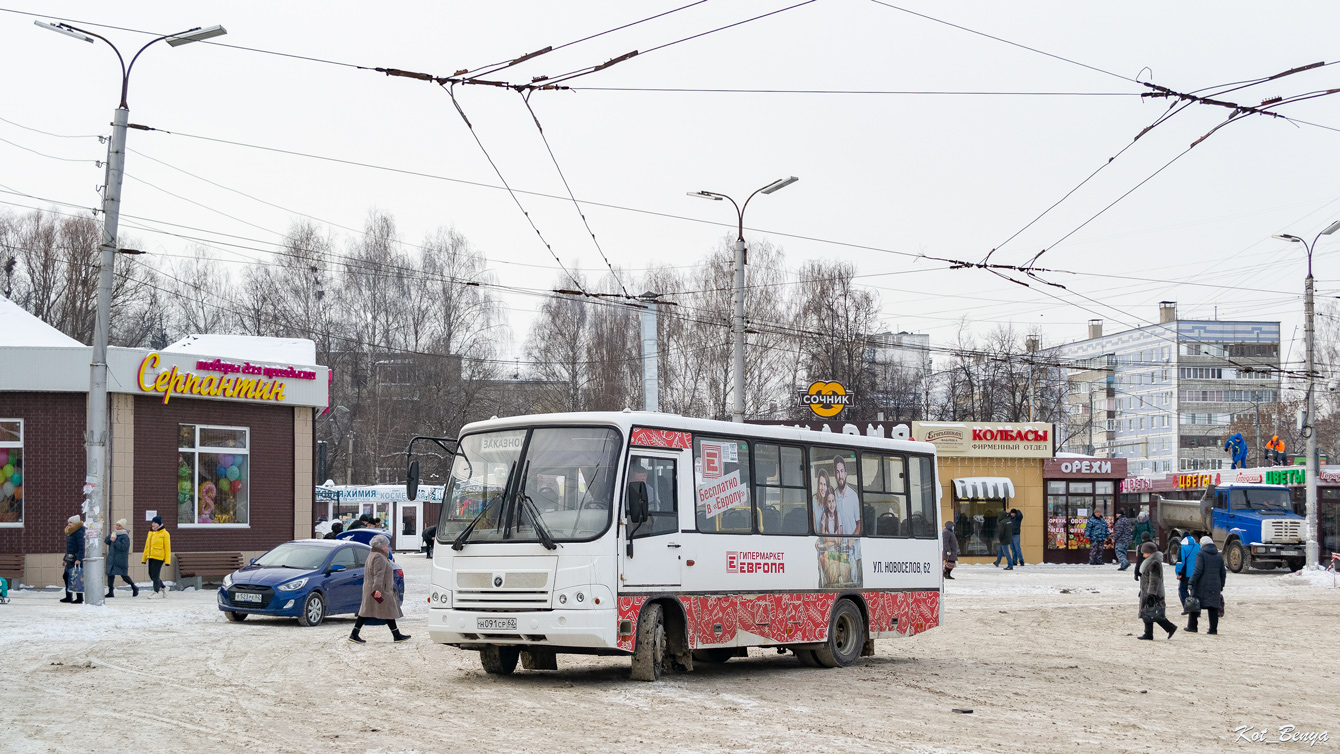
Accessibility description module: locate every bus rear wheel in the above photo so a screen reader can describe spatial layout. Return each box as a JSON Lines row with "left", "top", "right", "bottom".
{"left": 794, "top": 648, "right": 822, "bottom": 667}
{"left": 480, "top": 645, "right": 519, "bottom": 675}
{"left": 813, "top": 599, "right": 865, "bottom": 668}
{"left": 630, "top": 603, "right": 666, "bottom": 682}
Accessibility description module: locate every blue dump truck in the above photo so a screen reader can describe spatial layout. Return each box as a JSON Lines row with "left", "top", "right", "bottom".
{"left": 1156, "top": 483, "right": 1307, "bottom": 573}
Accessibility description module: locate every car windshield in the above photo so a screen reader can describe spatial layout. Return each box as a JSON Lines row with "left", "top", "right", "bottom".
{"left": 254, "top": 544, "right": 330, "bottom": 570}
{"left": 1230, "top": 488, "right": 1292, "bottom": 512}
{"left": 438, "top": 426, "right": 623, "bottom": 543}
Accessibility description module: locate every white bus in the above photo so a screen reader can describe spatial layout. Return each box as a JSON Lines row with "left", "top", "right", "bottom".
{"left": 424, "top": 411, "right": 943, "bottom": 680}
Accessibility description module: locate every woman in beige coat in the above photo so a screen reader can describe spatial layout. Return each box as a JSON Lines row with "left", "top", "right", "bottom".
{"left": 349, "top": 535, "right": 410, "bottom": 643}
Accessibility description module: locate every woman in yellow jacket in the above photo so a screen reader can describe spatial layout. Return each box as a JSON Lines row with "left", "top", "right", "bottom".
{"left": 141, "top": 516, "right": 172, "bottom": 598}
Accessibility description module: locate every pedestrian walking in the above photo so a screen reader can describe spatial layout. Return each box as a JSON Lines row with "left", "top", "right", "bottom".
{"left": 1131, "top": 511, "right": 1154, "bottom": 549}
{"left": 60, "top": 515, "right": 85, "bottom": 604}
{"left": 993, "top": 513, "right": 1015, "bottom": 569}
{"left": 1175, "top": 531, "right": 1201, "bottom": 614}
{"left": 141, "top": 516, "right": 172, "bottom": 598}
{"left": 1085, "top": 511, "right": 1109, "bottom": 565}
{"left": 104, "top": 519, "right": 138, "bottom": 598}
{"left": 1187, "top": 536, "right": 1226, "bottom": 635}
{"left": 349, "top": 534, "right": 410, "bottom": 644}
{"left": 942, "top": 520, "right": 959, "bottom": 579}
{"left": 1008, "top": 508, "right": 1024, "bottom": 566}
{"left": 1133, "top": 531, "right": 1153, "bottom": 581}
{"left": 1112, "top": 510, "right": 1134, "bottom": 571}
{"left": 1137, "top": 542, "right": 1177, "bottom": 640}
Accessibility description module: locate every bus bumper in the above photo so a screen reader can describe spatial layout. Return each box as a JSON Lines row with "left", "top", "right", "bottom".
{"left": 428, "top": 606, "right": 619, "bottom": 650}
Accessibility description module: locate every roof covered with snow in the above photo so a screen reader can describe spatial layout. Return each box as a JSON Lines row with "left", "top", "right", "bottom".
{"left": 0, "top": 298, "right": 86, "bottom": 348}
{"left": 162, "top": 334, "right": 317, "bottom": 366}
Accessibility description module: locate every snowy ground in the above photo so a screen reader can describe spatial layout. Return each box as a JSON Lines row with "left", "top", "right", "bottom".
{"left": 2, "top": 557, "right": 1336, "bottom": 753}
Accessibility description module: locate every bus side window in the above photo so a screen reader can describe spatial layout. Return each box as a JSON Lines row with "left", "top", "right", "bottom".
{"left": 694, "top": 437, "right": 752, "bottom": 534}
{"left": 908, "top": 455, "right": 937, "bottom": 538}
{"left": 628, "top": 455, "right": 678, "bottom": 539}
{"left": 861, "top": 453, "right": 908, "bottom": 538}
{"left": 755, "top": 443, "right": 808, "bottom": 535}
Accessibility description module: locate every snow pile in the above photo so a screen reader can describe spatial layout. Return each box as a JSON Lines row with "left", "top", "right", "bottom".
{"left": 1276, "top": 566, "right": 1340, "bottom": 590}
{"left": 162, "top": 333, "right": 318, "bottom": 366}
{"left": 0, "top": 298, "right": 85, "bottom": 348}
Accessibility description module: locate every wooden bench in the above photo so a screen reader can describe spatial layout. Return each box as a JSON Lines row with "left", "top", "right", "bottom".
{"left": 174, "top": 552, "right": 243, "bottom": 591}
{"left": 0, "top": 553, "right": 22, "bottom": 596}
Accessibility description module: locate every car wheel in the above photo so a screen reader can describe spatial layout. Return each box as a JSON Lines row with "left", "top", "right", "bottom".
{"left": 813, "top": 599, "right": 865, "bottom": 668}
{"left": 1224, "top": 540, "right": 1246, "bottom": 573}
{"left": 298, "top": 592, "right": 325, "bottom": 627}
{"left": 225, "top": 611, "right": 248, "bottom": 622}
{"left": 480, "top": 645, "right": 519, "bottom": 675}
{"left": 630, "top": 603, "right": 666, "bottom": 682}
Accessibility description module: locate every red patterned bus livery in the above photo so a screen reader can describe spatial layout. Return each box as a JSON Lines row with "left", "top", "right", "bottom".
{"left": 630, "top": 427, "right": 692, "bottom": 449}
{"left": 425, "top": 411, "right": 944, "bottom": 680}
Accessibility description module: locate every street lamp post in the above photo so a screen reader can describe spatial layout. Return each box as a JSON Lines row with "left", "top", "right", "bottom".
{"left": 688, "top": 177, "right": 798, "bottom": 422}
{"left": 38, "top": 20, "right": 226, "bottom": 606}
{"left": 1274, "top": 220, "right": 1340, "bottom": 569}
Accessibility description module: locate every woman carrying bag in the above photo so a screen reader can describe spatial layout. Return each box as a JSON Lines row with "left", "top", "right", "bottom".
{"left": 61, "top": 515, "right": 85, "bottom": 604}
{"left": 141, "top": 516, "right": 172, "bottom": 598}
{"left": 349, "top": 535, "right": 410, "bottom": 644}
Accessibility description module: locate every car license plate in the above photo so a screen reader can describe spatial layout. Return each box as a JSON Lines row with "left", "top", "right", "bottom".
{"left": 233, "top": 592, "right": 262, "bottom": 603}
{"left": 476, "top": 617, "right": 517, "bottom": 631}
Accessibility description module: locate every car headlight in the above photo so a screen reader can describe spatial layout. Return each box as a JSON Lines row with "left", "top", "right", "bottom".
{"left": 222, "top": 573, "right": 233, "bottom": 588}
{"left": 277, "top": 578, "right": 309, "bottom": 592}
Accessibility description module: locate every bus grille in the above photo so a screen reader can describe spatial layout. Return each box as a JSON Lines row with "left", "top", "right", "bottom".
{"left": 454, "top": 570, "right": 552, "bottom": 610}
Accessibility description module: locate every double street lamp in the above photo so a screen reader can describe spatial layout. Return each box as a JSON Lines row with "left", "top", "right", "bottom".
{"left": 38, "top": 19, "right": 226, "bottom": 606}
{"left": 1273, "top": 219, "right": 1340, "bottom": 570}
{"left": 688, "top": 177, "right": 798, "bottom": 423}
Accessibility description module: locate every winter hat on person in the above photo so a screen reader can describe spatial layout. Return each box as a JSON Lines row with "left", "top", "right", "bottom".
{"left": 944, "top": 520, "right": 955, "bottom": 530}
{"left": 151, "top": 515, "right": 163, "bottom": 526}
{"left": 67, "top": 515, "right": 81, "bottom": 524}
{"left": 1200, "top": 536, "right": 1213, "bottom": 546}
{"left": 369, "top": 534, "right": 390, "bottom": 552}
{"left": 115, "top": 518, "right": 128, "bottom": 528}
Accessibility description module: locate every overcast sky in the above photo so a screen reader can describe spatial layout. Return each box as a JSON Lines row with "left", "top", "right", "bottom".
{"left": 4, "top": 1, "right": 1339, "bottom": 371}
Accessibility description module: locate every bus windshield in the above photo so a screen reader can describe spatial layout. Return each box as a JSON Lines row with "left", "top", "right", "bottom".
{"left": 1229, "top": 488, "right": 1292, "bottom": 512}
{"left": 438, "top": 426, "right": 623, "bottom": 544}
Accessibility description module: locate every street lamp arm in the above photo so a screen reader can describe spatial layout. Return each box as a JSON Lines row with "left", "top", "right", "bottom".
{"left": 55, "top": 23, "right": 129, "bottom": 106}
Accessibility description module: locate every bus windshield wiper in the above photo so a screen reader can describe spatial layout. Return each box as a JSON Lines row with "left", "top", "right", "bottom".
{"left": 517, "top": 490, "right": 558, "bottom": 550}
{"left": 453, "top": 461, "right": 515, "bottom": 551}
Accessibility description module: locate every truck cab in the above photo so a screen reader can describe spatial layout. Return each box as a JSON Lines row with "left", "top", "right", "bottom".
{"left": 1158, "top": 484, "right": 1306, "bottom": 573}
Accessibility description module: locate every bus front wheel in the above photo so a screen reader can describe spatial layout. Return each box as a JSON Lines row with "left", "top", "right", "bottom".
{"left": 630, "top": 603, "right": 666, "bottom": 682}
{"left": 480, "top": 645, "right": 519, "bottom": 675}
{"left": 813, "top": 599, "right": 865, "bottom": 668}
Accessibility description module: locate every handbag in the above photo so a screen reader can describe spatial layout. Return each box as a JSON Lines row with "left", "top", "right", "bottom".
{"left": 1183, "top": 594, "right": 1201, "bottom": 612}
{"left": 69, "top": 564, "right": 85, "bottom": 594}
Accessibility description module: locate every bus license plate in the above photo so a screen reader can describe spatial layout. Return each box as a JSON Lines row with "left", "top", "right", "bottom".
{"left": 477, "top": 617, "right": 517, "bottom": 631}
{"left": 233, "top": 592, "right": 262, "bottom": 603}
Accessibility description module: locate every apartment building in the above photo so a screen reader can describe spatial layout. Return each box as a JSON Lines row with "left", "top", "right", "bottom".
{"left": 1057, "top": 302, "right": 1280, "bottom": 474}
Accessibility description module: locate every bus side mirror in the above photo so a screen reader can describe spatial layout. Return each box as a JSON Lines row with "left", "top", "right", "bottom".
{"left": 407, "top": 460, "right": 420, "bottom": 501}
{"left": 627, "top": 481, "right": 649, "bottom": 525}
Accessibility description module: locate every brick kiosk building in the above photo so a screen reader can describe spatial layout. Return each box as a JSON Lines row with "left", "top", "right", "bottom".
{"left": 0, "top": 301, "right": 329, "bottom": 587}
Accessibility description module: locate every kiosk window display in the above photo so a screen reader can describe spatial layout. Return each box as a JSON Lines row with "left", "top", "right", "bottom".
{"left": 178, "top": 424, "right": 250, "bottom": 527}
{"left": 0, "top": 419, "right": 22, "bottom": 526}
{"left": 950, "top": 477, "right": 1015, "bottom": 557}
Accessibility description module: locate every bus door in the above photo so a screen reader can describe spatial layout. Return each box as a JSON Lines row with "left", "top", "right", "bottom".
{"left": 621, "top": 451, "right": 684, "bottom": 587}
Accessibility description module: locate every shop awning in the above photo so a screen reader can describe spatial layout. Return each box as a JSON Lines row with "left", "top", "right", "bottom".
{"left": 953, "top": 477, "right": 1015, "bottom": 500}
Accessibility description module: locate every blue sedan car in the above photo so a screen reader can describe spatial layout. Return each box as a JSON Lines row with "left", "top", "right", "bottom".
{"left": 218, "top": 539, "right": 405, "bottom": 627}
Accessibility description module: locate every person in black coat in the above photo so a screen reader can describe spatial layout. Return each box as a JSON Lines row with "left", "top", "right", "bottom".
{"left": 993, "top": 514, "right": 1015, "bottom": 569}
{"left": 323, "top": 521, "right": 344, "bottom": 540}
{"left": 1187, "top": 536, "right": 1227, "bottom": 634}
{"left": 1133, "top": 531, "right": 1153, "bottom": 581}
{"left": 61, "top": 515, "right": 85, "bottom": 604}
